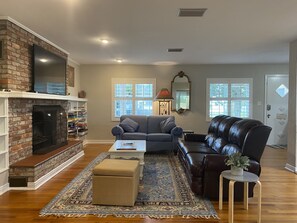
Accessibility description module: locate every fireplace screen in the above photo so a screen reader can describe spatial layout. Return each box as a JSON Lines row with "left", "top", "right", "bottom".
{"left": 32, "top": 105, "right": 67, "bottom": 154}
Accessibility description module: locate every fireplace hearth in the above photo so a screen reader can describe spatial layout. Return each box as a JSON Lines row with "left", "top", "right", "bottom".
{"left": 32, "top": 105, "right": 67, "bottom": 154}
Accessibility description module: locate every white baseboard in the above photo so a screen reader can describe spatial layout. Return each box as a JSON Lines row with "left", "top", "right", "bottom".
{"left": 9, "top": 151, "right": 85, "bottom": 191}
{"left": 86, "top": 139, "right": 114, "bottom": 144}
{"left": 0, "top": 183, "right": 9, "bottom": 195}
{"left": 285, "top": 163, "right": 297, "bottom": 173}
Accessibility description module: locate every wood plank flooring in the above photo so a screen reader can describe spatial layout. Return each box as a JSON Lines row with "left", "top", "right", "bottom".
{"left": 0, "top": 144, "right": 296, "bottom": 223}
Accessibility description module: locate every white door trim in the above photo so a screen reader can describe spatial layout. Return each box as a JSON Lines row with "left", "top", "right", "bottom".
{"left": 264, "top": 74, "right": 288, "bottom": 126}
{"left": 263, "top": 74, "right": 289, "bottom": 144}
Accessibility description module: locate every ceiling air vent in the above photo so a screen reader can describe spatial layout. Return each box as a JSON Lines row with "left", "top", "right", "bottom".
{"left": 167, "top": 48, "right": 183, "bottom": 52}
{"left": 178, "top": 8, "right": 207, "bottom": 17}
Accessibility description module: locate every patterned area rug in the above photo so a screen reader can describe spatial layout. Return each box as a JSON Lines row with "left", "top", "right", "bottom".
{"left": 40, "top": 153, "right": 218, "bottom": 219}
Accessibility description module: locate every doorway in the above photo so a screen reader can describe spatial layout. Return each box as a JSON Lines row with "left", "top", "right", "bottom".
{"left": 264, "top": 75, "right": 288, "bottom": 146}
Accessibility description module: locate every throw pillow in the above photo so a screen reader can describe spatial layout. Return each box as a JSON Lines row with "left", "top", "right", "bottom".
{"left": 160, "top": 116, "right": 176, "bottom": 133}
{"left": 119, "top": 118, "right": 139, "bottom": 132}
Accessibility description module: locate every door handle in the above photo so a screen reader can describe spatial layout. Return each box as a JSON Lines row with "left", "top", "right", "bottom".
{"left": 267, "top": 104, "right": 271, "bottom": 111}
{"left": 267, "top": 114, "right": 271, "bottom": 118}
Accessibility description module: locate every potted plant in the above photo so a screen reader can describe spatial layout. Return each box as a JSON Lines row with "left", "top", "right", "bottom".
{"left": 225, "top": 152, "right": 250, "bottom": 175}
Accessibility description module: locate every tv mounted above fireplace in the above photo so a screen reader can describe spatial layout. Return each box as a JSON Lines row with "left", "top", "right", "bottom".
{"left": 32, "top": 44, "right": 67, "bottom": 95}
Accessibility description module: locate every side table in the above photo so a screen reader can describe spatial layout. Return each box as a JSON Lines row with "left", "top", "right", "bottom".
{"left": 182, "top": 130, "right": 194, "bottom": 140}
{"left": 219, "top": 170, "right": 262, "bottom": 223}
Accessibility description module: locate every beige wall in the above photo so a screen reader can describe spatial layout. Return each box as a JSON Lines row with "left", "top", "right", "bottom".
{"left": 67, "top": 59, "right": 81, "bottom": 97}
{"left": 80, "top": 64, "right": 288, "bottom": 141}
{"left": 287, "top": 40, "right": 297, "bottom": 171}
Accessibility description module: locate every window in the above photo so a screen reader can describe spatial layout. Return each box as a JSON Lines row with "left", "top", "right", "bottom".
{"left": 206, "top": 78, "right": 253, "bottom": 121}
{"left": 112, "top": 78, "right": 156, "bottom": 121}
{"left": 175, "top": 90, "right": 190, "bottom": 110}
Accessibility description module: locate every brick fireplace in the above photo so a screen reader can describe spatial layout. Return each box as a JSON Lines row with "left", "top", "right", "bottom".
{"left": 0, "top": 18, "right": 83, "bottom": 190}
{"left": 8, "top": 98, "right": 68, "bottom": 164}
{"left": 8, "top": 98, "right": 83, "bottom": 188}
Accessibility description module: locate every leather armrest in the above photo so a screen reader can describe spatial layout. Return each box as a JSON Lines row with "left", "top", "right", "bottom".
{"left": 111, "top": 125, "right": 124, "bottom": 136}
{"left": 203, "top": 154, "right": 261, "bottom": 200}
{"left": 185, "top": 133, "right": 206, "bottom": 142}
{"left": 204, "top": 154, "right": 228, "bottom": 172}
{"left": 204, "top": 154, "right": 261, "bottom": 175}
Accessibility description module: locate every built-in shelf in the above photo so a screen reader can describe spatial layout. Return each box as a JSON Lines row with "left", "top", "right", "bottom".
{"left": 0, "top": 97, "right": 8, "bottom": 182}
{"left": 68, "top": 100, "right": 88, "bottom": 140}
{"left": 0, "top": 92, "right": 87, "bottom": 194}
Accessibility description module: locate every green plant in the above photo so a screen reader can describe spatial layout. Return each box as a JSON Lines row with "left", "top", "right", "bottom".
{"left": 225, "top": 152, "right": 250, "bottom": 170}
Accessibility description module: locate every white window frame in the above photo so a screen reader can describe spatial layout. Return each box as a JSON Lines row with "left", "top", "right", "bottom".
{"left": 206, "top": 78, "right": 253, "bottom": 121}
{"left": 111, "top": 78, "right": 156, "bottom": 121}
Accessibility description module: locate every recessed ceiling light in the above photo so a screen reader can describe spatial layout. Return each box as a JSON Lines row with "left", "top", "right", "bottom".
{"left": 39, "top": 58, "right": 48, "bottom": 63}
{"left": 115, "top": 58, "right": 123, "bottom": 63}
{"left": 99, "top": 39, "right": 110, "bottom": 44}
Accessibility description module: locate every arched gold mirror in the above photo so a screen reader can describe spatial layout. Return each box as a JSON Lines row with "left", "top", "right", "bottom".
{"left": 171, "top": 71, "right": 191, "bottom": 114}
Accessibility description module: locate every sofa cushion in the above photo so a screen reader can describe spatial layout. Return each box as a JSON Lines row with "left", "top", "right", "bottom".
{"left": 160, "top": 116, "right": 176, "bottom": 133}
{"left": 205, "top": 133, "right": 217, "bottom": 147}
{"left": 120, "top": 118, "right": 139, "bottom": 132}
{"left": 122, "top": 132, "right": 146, "bottom": 140}
{"left": 228, "top": 119, "right": 263, "bottom": 147}
{"left": 210, "top": 117, "right": 242, "bottom": 153}
{"left": 217, "top": 117, "right": 242, "bottom": 139}
{"left": 147, "top": 133, "right": 172, "bottom": 142}
{"left": 147, "top": 116, "right": 171, "bottom": 133}
{"left": 211, "top": 138, "right": 228, "bottom": 153}
{"left": 120, "top": 115, "right": 147, "bottom": 133}
{"left": 179, "top": 141, "right": 218, "bottom": 158}
{"left": 221, "top": 144, "right": 241, "bottom": 155}
{"left": 207, "top": 115, "right": 228, "bottom": 135}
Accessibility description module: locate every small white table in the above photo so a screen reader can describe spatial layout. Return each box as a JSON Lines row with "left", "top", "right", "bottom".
{"left": 219, "top": 170, "right": 262, "bottom": 223}
{"left": 108, "top": 140, "right": 146, "bottom": 180}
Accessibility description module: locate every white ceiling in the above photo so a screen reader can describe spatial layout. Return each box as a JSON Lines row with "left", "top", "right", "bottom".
{"left": 1, "top": 0, "right": 297, "bottom": 65}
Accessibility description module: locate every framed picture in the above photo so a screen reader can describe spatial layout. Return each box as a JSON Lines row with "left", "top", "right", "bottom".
{"left": 68, "top": 66, "right": 75, "bottom": 87}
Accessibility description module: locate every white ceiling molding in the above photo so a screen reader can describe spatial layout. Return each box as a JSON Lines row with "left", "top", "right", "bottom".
{"left": 0, "top": 16, "right": 69, "bottom": 55}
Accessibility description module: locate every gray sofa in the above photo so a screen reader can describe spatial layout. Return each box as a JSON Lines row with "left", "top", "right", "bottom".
{"left": 111, "top": 115, "right": 183, "bottom": 153}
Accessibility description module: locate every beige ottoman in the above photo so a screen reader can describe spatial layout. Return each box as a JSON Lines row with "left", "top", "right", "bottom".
{"left": 92, "top": 159, "right": 140, "bottom": 206}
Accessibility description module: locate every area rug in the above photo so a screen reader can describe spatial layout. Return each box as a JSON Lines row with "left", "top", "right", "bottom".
{"left": 40, "top": 152, "right": 218, "bottom": 219}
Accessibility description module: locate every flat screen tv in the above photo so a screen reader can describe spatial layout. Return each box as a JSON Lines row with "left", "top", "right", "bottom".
{"left": 32, "top": 44, "right": 66, "bottom": 95}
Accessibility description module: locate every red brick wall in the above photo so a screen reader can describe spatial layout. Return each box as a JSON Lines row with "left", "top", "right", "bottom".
{"left": 0, "top": 19, "right": 68, "bottom": 92}
{"left": 0, "top": 20, "right": 8, "bottom": 90}
{"left": 0, "top": 18, "right": 75, "bottom": 176}
{"left": 8, "top": 99, "right": 68, "bottom": 165}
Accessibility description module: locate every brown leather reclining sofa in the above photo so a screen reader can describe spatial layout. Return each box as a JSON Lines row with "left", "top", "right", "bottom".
{"left": 177, "top": 115, "right": 272, "bottom": 200}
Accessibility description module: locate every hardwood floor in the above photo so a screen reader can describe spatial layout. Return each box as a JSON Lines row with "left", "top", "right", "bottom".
{"left": 1, "top": 144, "right": 297, "bottom": 223}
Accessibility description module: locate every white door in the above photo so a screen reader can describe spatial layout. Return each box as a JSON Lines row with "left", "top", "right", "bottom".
{"left": 265, "top": 75, "right": 288, "bottom": 146}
